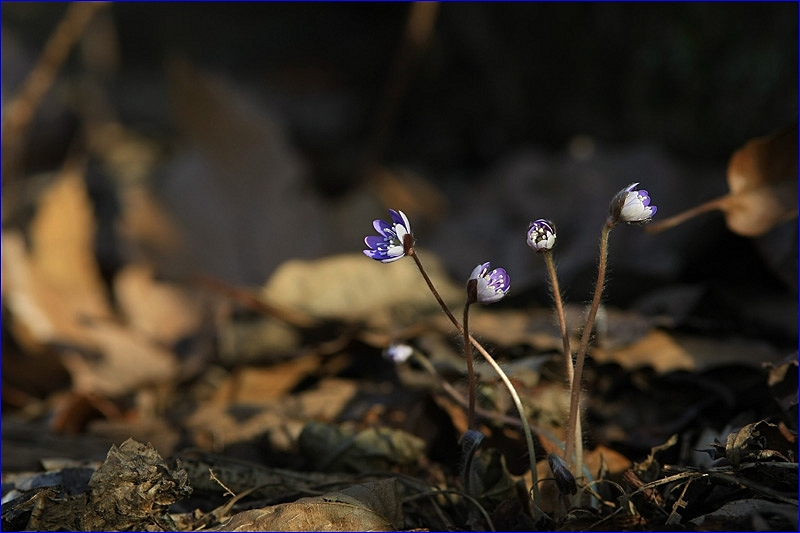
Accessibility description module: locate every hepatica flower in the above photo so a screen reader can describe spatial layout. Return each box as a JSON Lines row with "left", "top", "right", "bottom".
{"left": 527, "top": 219, "right": 557, "bottom": 253}
{"left": 363, "top": 209, "right": 413, "bottom": 263}
{"left": 468, "top": 262, "right": 510, "bottom": 304}
{"left": 609, "top": 183, "right": 657, "bottom": 225}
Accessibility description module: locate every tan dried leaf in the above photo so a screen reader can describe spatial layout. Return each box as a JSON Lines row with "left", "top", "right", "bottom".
{"left": 114, "top": 263, "right": 205, "bottom": 346}
{"left": 28, "top": 161, "right": 113, "bottom": 320}
{"left": 210, "top": 479, "right": 403, "bottom": 531}
{"left": 261, "top": 252, "right": 462, "bottom": 328}
{"left": 647, "top": 123, "right": 798, "bottom": 237}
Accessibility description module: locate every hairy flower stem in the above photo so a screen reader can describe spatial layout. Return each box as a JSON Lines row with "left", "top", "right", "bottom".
{"left": 463, "top": 301, "right": 477, "bottom": 430}
{"left": 409, "top": 249, "right": 460, "bottom": 326}
{"left": 564, "top": 222, "right": 612, "bottom": 484}
{"left": 409, "top": 248, "right": 543, "bottom": 515}
{"left": 542, "top": 252, "right": 583, "bottom": 476}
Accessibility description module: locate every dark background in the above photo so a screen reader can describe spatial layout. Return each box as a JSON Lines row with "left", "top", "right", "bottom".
{"left": 2, "top": 3, "right": 797, "bottom": 344}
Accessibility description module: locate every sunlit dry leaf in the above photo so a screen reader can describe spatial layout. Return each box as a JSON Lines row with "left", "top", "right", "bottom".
{"left": 261, "top": 252, "right": 462, "bottom": 328}
{"left": 28, "top": 161, "right": 113, "bottom": 321}
{"left": 592, "top": 330, "right": 783, "bottom": 373}
{"left": 210, "top": 479, "right": 403, "bottom": 531}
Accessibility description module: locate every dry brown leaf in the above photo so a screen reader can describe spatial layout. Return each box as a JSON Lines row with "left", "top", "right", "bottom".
{"left": 211, "top": 354, "right": 322, "bottom": 403}
{"left": 261, "top": 251, "right": 462, "bottom": 328}
{"left": 210, "top": 479, "right": 403, "bottom": 531}
{"left": 59, "top": 321, "right": 179, "bottom": 397}
{"left": 2, "top": 162, "right": 111, "bottom": 348}
{"left": 186, "top": 378, "right": 358, "bottom": 453}
{"left": 592, "top": 329, "right": 783, "bottom": 373}
{"left": 3, "top": 233, "right": 181, "bottom": 398}
{"left": 28, "top": 160, "right": 113, "bottom": 321}
{"left": 113, "top": 263, "right": 205, "bottom": 346}
{"left": 647, "top": 123, "right": 798, "bottom": 237}
{"left": 2, "top": 231, "right": 85, "bottom": 349}
{"left": 82, "top": 439, "right": 191, "bottom": 531}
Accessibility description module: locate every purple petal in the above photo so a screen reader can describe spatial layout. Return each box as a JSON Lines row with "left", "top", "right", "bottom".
{"left": 373, "top": 219, "right": 391, "bottom": 234}
{"left": 365, "top": 235, "right": 387, "bottom": 249}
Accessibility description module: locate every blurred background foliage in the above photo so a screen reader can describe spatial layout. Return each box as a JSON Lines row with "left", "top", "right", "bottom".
{"left": 4, "top": 2, "right": 795, "bottom": 177}
{"left": 2, "top": 2, "right": 796, "bottom": 305}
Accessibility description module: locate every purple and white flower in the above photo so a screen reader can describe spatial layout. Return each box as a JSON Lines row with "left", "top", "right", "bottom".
{"left": 469, "top": 262, "right": 510, "bottom": 304}
{"left": 363, "top": 209, "right": 413, "bottom": 263}
{"left": 527, "top": 219, "right": 557, "bottom": 253}
{"left": 609, "top": 183, "right": 657, "bottom": 225}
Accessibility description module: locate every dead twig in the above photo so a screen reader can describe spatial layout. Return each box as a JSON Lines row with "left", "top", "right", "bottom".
{"left": 2, "top": 2, "right": 109, "bottom": 185}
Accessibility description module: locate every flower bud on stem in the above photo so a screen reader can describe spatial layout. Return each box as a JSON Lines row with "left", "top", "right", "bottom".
{"left": 409, "top": 250, "right": 543, "bottom": 518}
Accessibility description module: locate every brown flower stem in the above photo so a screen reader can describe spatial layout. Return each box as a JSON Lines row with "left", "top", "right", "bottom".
{"left": 463, "top": 301, "right": 477, "bottom": 430}
{"left": 542, "top": 252, "right": 584, "bottom": 475}
{"left": 564, "top": 222, "right": 612, "bottom": 485}
{"left": 409, "top": 249, "right": 460, "bottom": 326}
{"left": 409, "top": 248, "right": 543, "bottom": 516}
{"left": 644, "top": 195, "right": 726, "bottom": 234}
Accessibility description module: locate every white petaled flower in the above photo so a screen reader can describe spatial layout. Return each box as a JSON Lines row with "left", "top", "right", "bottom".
{"left": 469, "top": 262, "right": 510, "bottom": 304}
{"left": 363, "top": 209, "right": 413, "bottom": 262}
{"left": 384, "top": 343, "right": 414, "bottom": 364}
{"left": 527, "top": 219, "right": 557, "bottom": 253}
{"left": 609, "top": 183, "right": 657, "bottom": 225}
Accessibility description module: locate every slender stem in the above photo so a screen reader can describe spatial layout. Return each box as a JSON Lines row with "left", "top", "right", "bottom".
{"left": 410, "top": 251, "right": 460, "bottom": 326}
{"left": 644, "top": 195, "right": 726, "bottom": 234}
{"left": 409, "top": 249, "right": 542, "bottom": 516}
{"left": 543, "top": 252, "right": 574, "bottom": 380}
{"left": 543, "top": 252, "right": 583, "bottom": 476}
{"left": 564, "top": 223, "right": 612, "bottom": 484}
{"left": 463, "top": 301, "right": 477, "bottom": 430}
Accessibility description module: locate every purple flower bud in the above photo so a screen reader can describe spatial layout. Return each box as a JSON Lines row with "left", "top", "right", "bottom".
{"left": 468, "top": 262, "right": 510, "bottom": 304}
{"left": 609, "top": 183, "right": 657, "bottom": 225}
{"left": 527, "top": 219, "right": 557, "bottom": 253}
{"left": 548, "top": 453, "right": 577, "bottom": 495}
{"left": 363, "top": 209, "right": 413, "bottom": 262}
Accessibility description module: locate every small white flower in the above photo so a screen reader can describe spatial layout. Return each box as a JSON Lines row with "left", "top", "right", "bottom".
{"left": 469, "top": 262, "right": 510, "bottom": 304}
{"left": 609, "top": 183, "right": 657, "bottom": 224}
{"left": 527, "top": 219, "right": 557, "bottom": 253}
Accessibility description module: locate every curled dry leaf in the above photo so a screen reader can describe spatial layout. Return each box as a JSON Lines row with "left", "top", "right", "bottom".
{"left": 210, "top": 479, "right": 403, "bottom": 532}
{"left": 647, "top": 123, "right": 798, "bottom": 237}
